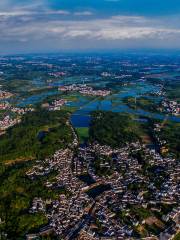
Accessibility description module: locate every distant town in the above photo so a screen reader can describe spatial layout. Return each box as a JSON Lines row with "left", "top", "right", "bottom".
{"left": 59, "top": 84, "right": 111, "bottom": 97}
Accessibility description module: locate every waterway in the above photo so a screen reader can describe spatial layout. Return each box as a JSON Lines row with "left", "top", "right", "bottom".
{"left": 70, "top": 81, "right": 180, "bottom": 127}
{"left": 16, "top": 77, "right": 180, "bottom": 126}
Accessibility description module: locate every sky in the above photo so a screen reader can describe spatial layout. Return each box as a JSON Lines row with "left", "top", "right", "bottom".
{"left": 0, "top": 0, "right": 180, "bottom": 54}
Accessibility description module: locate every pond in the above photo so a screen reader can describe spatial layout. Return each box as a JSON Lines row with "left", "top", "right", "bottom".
{"left": 70, "top": 80, "right": 180, "bottom": 128}
{"left": 16, "top": 77, "right": 180, "bottom": 127}
{"left": 37, "top": 130, "right": 48, "bottom": 141}
{"left": 86, "top": 184, "right": 111, "bottom": 199}
{"left": 78, "top": 173, "right": 96, "bottom": 185}
{"left": 18, "top": 90, "right": 59, "bottom": 107}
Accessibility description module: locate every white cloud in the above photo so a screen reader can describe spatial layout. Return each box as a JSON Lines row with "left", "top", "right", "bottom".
{"left": 51, "top": 10, "right": 70, "bottom": 15}
{"left": 0, "top": 10, "right": 33, "bottom": 17}
{"left": 0, "top": 12, "right": 180, "bottom": 50}
{"left": 74, "top": 11, "right": 93, "bottom": 16}
{"left": 0, "top": 9, "right": 70, "bottom": 17}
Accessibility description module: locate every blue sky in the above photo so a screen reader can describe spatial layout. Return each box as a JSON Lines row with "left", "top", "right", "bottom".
{"left": 50, "top": 0, "right": 180, "bottom": 16}
{"left": 0, "top": 0, "right": 180, "bottom": 53}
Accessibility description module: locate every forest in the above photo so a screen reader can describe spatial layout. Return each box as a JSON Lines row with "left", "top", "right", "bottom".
{"left": 0, "top": 108, "right": 73, "bottom": 239}
{"left": 0, "top": 109, "right": 73, "bottom": 163}
{"left": 89, "top": 111, "right": 140, "bottom": 147}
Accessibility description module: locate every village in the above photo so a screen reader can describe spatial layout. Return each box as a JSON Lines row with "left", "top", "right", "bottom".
{"left": 160, "top": 99, "right": 180, "bottom": 116}
{"left": 26, "top": 138, "right": 180, "bottom": 240}
{"left": 59, "top": 84, "right": 111, "bottom": 97}
{"left": 42, "top": 99, "right": 68, "bottom": 111}
{"left": 0, "top": 100, "right": 34, "bottom": 132}
{"left": 0, "top": 89, "right": 68, "bottom": 132}
{"left": 0, "top": 90, "right": 13, "bottom": 99}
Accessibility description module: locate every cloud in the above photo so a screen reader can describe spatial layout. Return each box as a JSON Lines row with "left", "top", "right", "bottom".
{"left": 93, "top": 27, "right": 180, "bottom": 40}
{"left": 0, "top": 14, "right": 179, "bottom": 38}
{"left": 0, "top": 9, "right": 70, "bottom": 17}
{"left": 49, "top": 10, "right": 70, "bottom": 15}
{"left": 0, "top": 6, "right": 180, "bottom": 52}
{"left": 74, "top": 11, "right": 93, "bottom": 16}
{"left": 0, "top": 10, "right": 33, "bottom": 17}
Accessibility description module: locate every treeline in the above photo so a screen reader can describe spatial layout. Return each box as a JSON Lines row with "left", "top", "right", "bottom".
{"left": 160, "top": 121, "right": 180, "bottom": 158}
{"left": 89, "top": 111, "right": 139, "bottom": 147}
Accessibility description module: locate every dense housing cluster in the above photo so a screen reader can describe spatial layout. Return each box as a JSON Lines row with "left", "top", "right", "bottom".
{"left": 59, "top": 84, "right": 111, "bottom": 97}
{"left": 26, "top": 141, "right": 179, "bottom": 240}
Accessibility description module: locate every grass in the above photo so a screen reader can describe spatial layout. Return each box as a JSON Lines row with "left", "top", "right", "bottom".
{"left": 76, "top": 127, "right": 89, "bottom": 143}
{"left": 145, "top": 216, "right": 164, "bottom": 228}
{"left": 123, "top": 96, "right": 159, "bottom": 113}
{"left": 4, "top": 157, "right": 35, "bottom": 166}
{"left": 61, "top": 105, "right": 78, "bottom": 113}
{"left": 136, "top": 225, "right": 148, "bottom": 238}
{"left": 173, "top": 232, "right": 180, "bottom": 240}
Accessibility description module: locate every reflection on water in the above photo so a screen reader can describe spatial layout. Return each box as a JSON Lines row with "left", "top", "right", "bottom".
{"left": 87, "top": 184, "right": 111, "bottom": 199}
{"left": 17, "top": 78, "right": 180, "bottom": 127}
{"left": 70, "top": 81, "right": 180, "bottom": 127}
{"left": 18, "top": 90, "right": 58, "bottom": 107}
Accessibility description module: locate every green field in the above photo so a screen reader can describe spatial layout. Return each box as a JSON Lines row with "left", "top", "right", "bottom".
{"left": 123, "top": 96, "right": 159, "bottom": 113}
{"left": 76, "top": 127, "right": 89, "bottom": 143}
